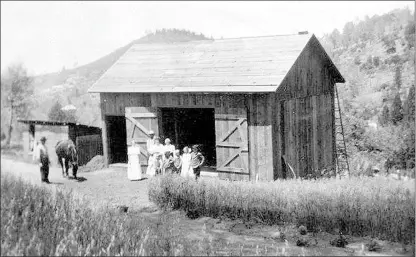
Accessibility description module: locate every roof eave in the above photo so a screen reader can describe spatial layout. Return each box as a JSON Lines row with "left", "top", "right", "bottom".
{"left": 88, "top": 85, "right": 279, "bottom": 94}
{"left": 310, "top": 34, "right": 346, "bottom": 84}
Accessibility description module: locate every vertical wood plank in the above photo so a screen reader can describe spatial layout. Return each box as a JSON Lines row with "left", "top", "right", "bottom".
{"left": 248, "top": 96, "right": 257, "bottom": 180}
{"left": 265, "top": 95, "right": 273, "bottom": 181}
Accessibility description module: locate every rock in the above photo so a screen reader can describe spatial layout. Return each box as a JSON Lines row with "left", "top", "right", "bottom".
{"left": 117, "top": 205, "right": 129, "bottom": 213}
{"left": 366, "top": 240, "right": 383, "bottom": 252}
{"left": 186, "top": 209, "right": 200, "bottom": 219}
{"left": 230, "top": 223, "right": 250, "bottom": 235}
{"left": 296, "top": 235, "right": 312, "bottom": 247}
{"left": 330, "top": 234, "right": 348, "bottom": 248}
{"left": 270, "top": 231, "right": 281, "bottom": 240}
{"left": 298, "top": 225, "right": 308, "bottom": 235}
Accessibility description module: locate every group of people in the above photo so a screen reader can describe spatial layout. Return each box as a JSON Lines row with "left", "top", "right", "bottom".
{"left": 145, "top": 130, "right": 205, "bottom": 180}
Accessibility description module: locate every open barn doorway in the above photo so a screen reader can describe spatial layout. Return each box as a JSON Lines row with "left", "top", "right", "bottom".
{"left": 106, "top": 116, "right": 127, "bottom": 164}
{"left": 159, "top": 108, "right": 216, "bottom": 168}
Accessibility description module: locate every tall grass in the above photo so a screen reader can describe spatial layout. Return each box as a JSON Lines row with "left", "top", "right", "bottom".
{"left": 1, "top": 173, "right": 230, "bottom": 256}
{"left": 149, "top": 175, "right": 415, "bottom": 244}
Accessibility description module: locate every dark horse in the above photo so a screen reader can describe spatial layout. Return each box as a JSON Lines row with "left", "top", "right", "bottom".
{"left": 55, "top": 139, "right": 78, "bottom": 179}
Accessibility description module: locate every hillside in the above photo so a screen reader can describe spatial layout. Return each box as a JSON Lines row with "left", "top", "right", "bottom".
{"left": 29, "top": 29, "right": 211, "bottom": 127}
{"left": 320, "top": 7, "right": 415, "bottom": 171}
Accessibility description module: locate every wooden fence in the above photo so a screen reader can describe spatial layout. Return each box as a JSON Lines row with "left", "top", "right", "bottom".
{"left": 76, "top": 134, "right": 103, "bottom": 166}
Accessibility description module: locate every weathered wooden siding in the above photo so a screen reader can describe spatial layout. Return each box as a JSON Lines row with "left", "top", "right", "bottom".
{"left": 274, "top": 93, "right": 334, "bottom": 178}
{"left": 214, "top": 95, "right": 249, "bottom": 181}
{"left": 247, "top": 94, "right": 274, "bottom": 181}
{"left": 76, "top": 134, "right": 103, "bottom": 166}
{"left": 273, "top": 36, "right": 337, "bottom": 179}
{"left": 100, "top": 92, "right": 274, "bottom": 180}
{"left": 68, "top": 125, "right": 101, "bottom": 144}
{"left": 275, "top": 38, "right": 335, "bottom": 99}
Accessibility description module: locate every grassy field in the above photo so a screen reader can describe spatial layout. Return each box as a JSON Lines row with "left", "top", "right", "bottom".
{"left": 0, "top": 173, "right": 216, "bottom": 256}
{"left": 2, "top": 168, "right": 415, "bottom": 256}
{"left": 1, "top": 172, "right": 312, "bottom": 256}
{"left": 149, "top": 175, "right": 415, "bottom": 244}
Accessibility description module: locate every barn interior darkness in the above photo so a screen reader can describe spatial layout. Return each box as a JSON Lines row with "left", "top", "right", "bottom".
{"left": 159, "top": 108, "right": 216, "bottom": 167}
{"left": 106, "top": 116, "right": 127, "bottom": 164}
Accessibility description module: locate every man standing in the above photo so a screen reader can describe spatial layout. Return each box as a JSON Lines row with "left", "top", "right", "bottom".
{"left": 146, "top": 130, "right": 156, "bottom": 150}
{"left": 146, "top": 130, "right": 156, "bottom": 176}
{"left": 35, "top": 136, "right": 51, "bottom": 183}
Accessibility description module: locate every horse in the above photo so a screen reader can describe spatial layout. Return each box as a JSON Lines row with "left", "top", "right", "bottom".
{"left": 55, "top": 139, "right": 78, "bottom": 179}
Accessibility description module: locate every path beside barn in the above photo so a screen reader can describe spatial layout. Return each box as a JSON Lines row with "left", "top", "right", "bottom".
{"left": 0, "top": 157, "right": 156, "bottom": 211}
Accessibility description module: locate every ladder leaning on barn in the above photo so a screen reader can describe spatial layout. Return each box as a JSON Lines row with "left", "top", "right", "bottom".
{"left": 334, "top": 85, "right": 350, "bottom": 178}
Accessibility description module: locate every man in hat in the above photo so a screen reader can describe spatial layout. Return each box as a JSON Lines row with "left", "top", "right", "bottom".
{"left": 35, "top": 136, "right": 51, "bottom": 183}
{"left": 145, "top": 130, "right": 156, "bottom": 176}
{"left": 146, "top": 130, "right": 156, "bottom": 150}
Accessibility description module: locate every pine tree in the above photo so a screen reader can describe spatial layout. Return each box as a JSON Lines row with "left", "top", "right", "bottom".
{"left": 394, "top": 66, "right": 402, "bottom": 90}
{"left": 406, "top": 85, "right": 415, "bottom": 122}
{"left": 390, "top": 93, "right": 403, "bottom": 125}
{"left": 48, "top": 101, "right": 65, "bottom": 122}
{"left": 378, "top": 105, "right": 390, "bottom": 126}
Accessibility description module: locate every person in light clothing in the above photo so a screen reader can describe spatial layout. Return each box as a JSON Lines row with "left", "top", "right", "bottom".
{"left": 173, "top": 150, "right": 182, "bottom": 174}
{"left": 146, "top": 130, "right": 156, "bottom": 175}
{"left": 35, "top": 137, "right": 51, "bottom": 183}
{"left": 190, "top": 145, "right": 205, "bottom": 181}
{"left": 181, "top": 146, "right": 192, "bottom": 178}
{"left": 147, "top": 137, "right": 164, "bottom": 177}
{"left": 163, "top": 138, "right": 175, "bottom": 157}
{"left": 146, "top": 130, "right": 156, "bottom": 150}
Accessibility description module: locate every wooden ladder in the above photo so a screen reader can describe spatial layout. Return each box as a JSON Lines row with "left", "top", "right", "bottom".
{"left": 334, "top": 85, "right": 350, "bottom": 177}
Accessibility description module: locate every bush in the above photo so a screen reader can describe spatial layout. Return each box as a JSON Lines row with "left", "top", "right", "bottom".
{"left": 149, "top": 175, "right": 415, "bottom": 244}
{"left": 384, "top": 55, "right": 402, "bottom": 65}
{"left": 0, "top": 173, "right": 216, "bottom": 256}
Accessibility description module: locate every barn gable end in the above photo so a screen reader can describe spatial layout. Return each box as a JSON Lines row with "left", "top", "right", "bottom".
{"left": 272, "top": 35, "right": 342, "bottom": 179}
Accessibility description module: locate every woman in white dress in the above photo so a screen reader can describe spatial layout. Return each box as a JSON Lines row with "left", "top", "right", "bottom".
{"left": 180, "top": 146, "right": 189, "bottom": 177}
{"left": 181, "top": 146, "right": 194, "bottom": 178}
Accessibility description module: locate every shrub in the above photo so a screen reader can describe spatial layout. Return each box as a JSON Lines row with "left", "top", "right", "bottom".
{"left": 0, "top": 173, "right": 219, "bottom": 256}
{"left": 149, "top": 175, "right": 415, "bottom": 244}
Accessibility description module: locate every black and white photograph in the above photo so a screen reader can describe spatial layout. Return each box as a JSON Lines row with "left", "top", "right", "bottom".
{"left": 1, "top": 1, "right": 415, "bottom": 256}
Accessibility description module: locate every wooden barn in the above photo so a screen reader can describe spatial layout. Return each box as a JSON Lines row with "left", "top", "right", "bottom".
{"left": 88, "top": 33, "right": 345, "bottom": 181}
{"left": 17, "top": 119, "right": 103, "bottom": 166}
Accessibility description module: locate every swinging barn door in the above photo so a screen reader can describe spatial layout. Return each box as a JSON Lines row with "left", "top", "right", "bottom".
{"left": 125, "top": 107, "right": 158, "bottom": 173}
{"left": 215, "top": 108, "right": 249, "bottom": 181}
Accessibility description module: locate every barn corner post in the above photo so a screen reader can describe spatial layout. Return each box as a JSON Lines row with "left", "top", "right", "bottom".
{"left": 100, "top": 95, "right": 109, "bottom": 168}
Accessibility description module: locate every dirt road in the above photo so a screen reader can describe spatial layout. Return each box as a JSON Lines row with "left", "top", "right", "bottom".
{"left": 1, "top": 157, "right": 156, "bottom": 211}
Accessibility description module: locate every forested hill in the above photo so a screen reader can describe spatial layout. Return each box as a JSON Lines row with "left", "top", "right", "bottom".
{"left": 29, "top": 29, "right": 211, "bottom": 126}
{"left": 320, "top": 7, "right": 415, "bottom": 171}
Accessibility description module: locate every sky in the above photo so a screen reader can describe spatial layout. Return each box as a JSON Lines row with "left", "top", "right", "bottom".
{"left": 1, "top": 1, "right": 414, "bottom": 75}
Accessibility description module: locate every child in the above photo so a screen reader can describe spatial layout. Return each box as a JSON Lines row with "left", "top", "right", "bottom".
{"left": 162, "top": 151, "right": 175, "bottom": 175}
{"left": 154, "top": 153, "right": 163, "bottom": 175}
{"left": 173, "top": 150, "right": 182, "bottom": 174}
{"left": 181, "top": 146, "right": 191, "bottom": 178}
{"left": 190, "top": 145, "right": 205, "bottom": 181}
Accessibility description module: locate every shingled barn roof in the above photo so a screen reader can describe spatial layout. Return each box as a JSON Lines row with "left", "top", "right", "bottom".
{"left": 88, "top": 33, "right": 344, "bottom": 93}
